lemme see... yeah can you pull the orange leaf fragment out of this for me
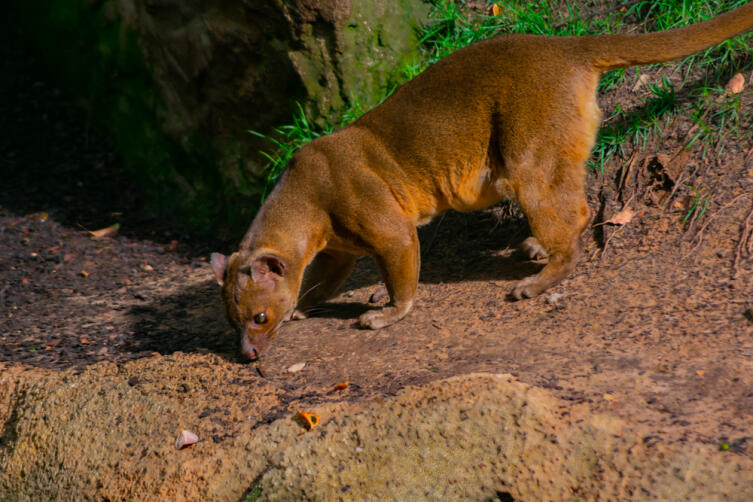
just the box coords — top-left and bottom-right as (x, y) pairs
(296, 411), (320, 430)
(89, 223), (120, 239)
(604, 207), (636, 226)
(491, 3), (501, 16)
(333, 381), (349, 391)
(726, 73), (745, 94)
(79, 270), (89, 278)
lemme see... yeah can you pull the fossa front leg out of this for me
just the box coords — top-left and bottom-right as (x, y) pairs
(358, 227), (420, 329)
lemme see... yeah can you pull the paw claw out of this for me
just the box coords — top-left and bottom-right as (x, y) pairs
(511, 277), (542, 300)
(521, 237), (549, 261)
(358, 310), (387, 329)
(369, 286), (388, 304)
(358, 304), (410, 329)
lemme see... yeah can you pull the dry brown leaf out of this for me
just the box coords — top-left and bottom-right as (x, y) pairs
(175, 429), (199, 450)
(332, 381), (349, 391)
(491, 3), (502, 16)
(79, 270), (89, 278)
(89, 223), (120, 239)
(604, 207), (636, 226)
(632, 74), (650, 93)
(603, 393), (617, 402)
(696, 370), (705, 377)
(726, 73), (745, 94)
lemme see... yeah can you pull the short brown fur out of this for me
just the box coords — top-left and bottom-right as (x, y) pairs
(212, 3), (753, 359)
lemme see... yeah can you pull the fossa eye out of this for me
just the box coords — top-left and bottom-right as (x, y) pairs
(254, 312), (267, 324)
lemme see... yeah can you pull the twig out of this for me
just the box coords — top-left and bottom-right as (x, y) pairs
(600, 225), (627, 261)
(744, 142), (753, 163)
(616, 151), (639, 202)
(733, 199), (753, 277)
(597, 195), (635, 260)
(682, 193), (748, 260)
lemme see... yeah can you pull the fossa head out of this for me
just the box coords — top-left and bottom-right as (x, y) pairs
(211, 250), (296, 360)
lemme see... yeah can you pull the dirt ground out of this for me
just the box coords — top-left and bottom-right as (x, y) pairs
(2, 20), (753, 501)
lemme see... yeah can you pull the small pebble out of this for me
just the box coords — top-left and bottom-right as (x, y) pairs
(175, 430), (199, 450)
(286, 362), (306, 373)
(546, 292), (567, 306)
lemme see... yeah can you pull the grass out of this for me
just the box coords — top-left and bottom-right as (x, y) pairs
(251, 0), (753, 197)
(243, 485), (263, 501)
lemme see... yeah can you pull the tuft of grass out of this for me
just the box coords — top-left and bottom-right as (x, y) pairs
(685, 86), (747, 158)
(243, 485), (263, 502)
(589, 76), (679, 171)
(249, 104), (334, 200)
(682, 185), (709, 222)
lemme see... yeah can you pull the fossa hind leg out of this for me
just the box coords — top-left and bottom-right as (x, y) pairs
(511, 159), (590, 300)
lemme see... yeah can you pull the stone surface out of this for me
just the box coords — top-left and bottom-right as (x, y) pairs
(2, 359), (751, 501)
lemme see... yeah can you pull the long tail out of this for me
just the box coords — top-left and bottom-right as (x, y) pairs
(581, 1), (753, 71)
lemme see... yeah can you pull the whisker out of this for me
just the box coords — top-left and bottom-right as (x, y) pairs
(303, 306), (331, 316)
(298, 280), (324, 302)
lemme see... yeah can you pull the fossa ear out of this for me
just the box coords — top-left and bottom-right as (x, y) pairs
(248, 253), (286, 286)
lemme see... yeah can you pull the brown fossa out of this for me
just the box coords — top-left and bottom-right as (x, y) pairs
(212, 3), (753, 360)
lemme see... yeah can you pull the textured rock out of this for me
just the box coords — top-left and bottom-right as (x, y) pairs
(256, 374), (753, 501)
(2, 360), (752, 501)
(116, 0), (430, 208)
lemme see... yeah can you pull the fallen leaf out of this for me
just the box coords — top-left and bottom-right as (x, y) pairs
(296, 411), (319, 430)
(142, 263), (154, 272)
(726, 73), (745, 94)
(604, 207), (636, 226)
(632, 73), (650, 92)
(80, 270), (89, 278)
(492, 3), (501, 16)
(175, 429), (199, 450)
(696, 369), (705, 377)
(333, 381), (349, 391)
(603, 393), (616, 402)
(286, 362), (306, 373)
(88, 223), (120, 239)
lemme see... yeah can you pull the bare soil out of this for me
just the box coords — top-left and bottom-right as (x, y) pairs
(2, 20), (753, 502)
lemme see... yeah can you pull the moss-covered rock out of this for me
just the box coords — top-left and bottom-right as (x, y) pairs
(7, 0), (429, 234)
